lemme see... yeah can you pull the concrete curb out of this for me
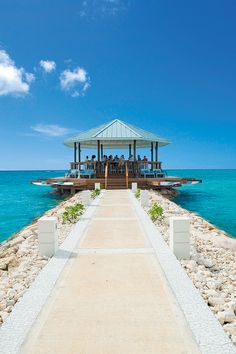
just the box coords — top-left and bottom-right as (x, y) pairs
(129, 190), (236, 354)
(0, 191), (104, 354)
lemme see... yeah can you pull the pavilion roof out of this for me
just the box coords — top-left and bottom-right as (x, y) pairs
(64, 119), (171, 148)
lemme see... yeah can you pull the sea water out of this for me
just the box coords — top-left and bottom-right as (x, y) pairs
(0, 170), (235, 243)
(0, 171), (65, 242)
(169, 169), (236, 238)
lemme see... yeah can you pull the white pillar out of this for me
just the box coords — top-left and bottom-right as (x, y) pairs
(132, 182), (137, 192)
(82, 190), (91, 206)
(95, 182), (101, 190)
(169, 217), (190, 260)
(140, 190), (149, 207)
(38, 217), (58, 257)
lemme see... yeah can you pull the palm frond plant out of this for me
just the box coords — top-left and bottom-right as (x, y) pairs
(62, 202), (85, 223)
(134, 189), (141, 199)
(90, 188), (101, 199)
(148, 202), (163, 222)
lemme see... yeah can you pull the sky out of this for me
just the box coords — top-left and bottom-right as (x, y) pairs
(0, 0), (236, 170)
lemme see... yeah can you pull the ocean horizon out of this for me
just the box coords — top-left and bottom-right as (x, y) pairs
(0, 169), (235, 243)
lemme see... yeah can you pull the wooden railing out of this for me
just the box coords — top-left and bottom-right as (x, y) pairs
(70, 160), (162, 175)
(105, 163), (108, 189)
(125, 161), (129, 188)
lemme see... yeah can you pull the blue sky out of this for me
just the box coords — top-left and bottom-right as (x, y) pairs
(0, 0), (236, 170)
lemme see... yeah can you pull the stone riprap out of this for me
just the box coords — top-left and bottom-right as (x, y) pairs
(0, 192), (83, 325)
(148, 189), (236, 346)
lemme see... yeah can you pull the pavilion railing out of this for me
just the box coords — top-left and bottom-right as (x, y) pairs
(70, 160), (162, 175)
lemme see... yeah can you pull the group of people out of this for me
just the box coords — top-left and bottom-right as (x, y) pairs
(83, 154), (149, 170)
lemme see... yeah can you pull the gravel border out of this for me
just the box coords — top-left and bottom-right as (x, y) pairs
(129, 190), (236, 354)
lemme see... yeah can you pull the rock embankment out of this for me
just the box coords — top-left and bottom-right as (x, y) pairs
(149, 189), (236, 346)
(0, 192), (83, 325)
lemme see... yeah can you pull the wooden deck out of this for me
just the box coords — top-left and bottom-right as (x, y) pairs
(32, 175), (202, 194)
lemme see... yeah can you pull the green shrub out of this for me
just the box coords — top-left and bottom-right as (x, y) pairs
(135, 188), (141, 199)
(62, 202), (85, 223)
(90, 188), (101, 199)
(148, 202), (163, 222)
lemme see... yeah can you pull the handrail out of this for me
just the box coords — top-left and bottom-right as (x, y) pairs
(105, 163), (108, 189)
(125, 161), (129, 188)
(70, 160), (162, 172)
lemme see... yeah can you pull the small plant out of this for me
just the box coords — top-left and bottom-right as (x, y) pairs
(148, 202), (163, 222)
(62, 202), (85, 223)
(90, 188), (101, 199)
(135, 189), (141, 199)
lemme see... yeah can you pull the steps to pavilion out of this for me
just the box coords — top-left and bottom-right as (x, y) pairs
(106, 176), (127, 189)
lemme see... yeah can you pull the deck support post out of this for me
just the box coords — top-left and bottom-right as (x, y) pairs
(169, 217), (190, 260)
(82, 190), (91, 206)
(95, 182), (101, 190)
(133, 140), (136, 176)
(155, 142), (158, 169)
(38, 217), (58, 257)
(151, 142), (153, 170)
(140, 190), (149, 207)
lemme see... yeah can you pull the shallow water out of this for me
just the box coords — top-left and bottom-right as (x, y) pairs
(0, 169), (235, 242)
(169, 169), (236, 238)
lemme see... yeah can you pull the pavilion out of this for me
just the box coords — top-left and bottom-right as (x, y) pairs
(32, 119), (201, 191)
(64, 118), (170, 173)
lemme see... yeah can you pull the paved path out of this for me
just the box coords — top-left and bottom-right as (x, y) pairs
(21, 190), (199, 354)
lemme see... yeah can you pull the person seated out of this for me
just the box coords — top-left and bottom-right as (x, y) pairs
(118, 155), (125, 171)
(84, 155), (90, 169)
(108, 155), (113, 161)
(113, 155), (119, 162)
(137, 154), (141, 161)
(129, 154), (133, 161)
(142, 155), (148, 168)
(87, 155), (96, 169)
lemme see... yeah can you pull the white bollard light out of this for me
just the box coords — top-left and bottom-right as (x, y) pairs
(38, 216), (58, 257)
(132, 182), (137, 193)
(140, 190), (149, 207)
(82, 190), (91, 206)
(95, 182), (101, 190)
(169, 217), (190, 260)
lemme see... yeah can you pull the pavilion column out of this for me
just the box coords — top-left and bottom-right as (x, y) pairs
(97, 140), (101, 173)
(133, 140), (136, 176)
(129, 144), (132, 157)
(73, 142), (77, 169)
(101, 144), (103, 159)
(78, 143), (81, 170)
(155, 142), (159, 169)
(151, 142), (154, 170)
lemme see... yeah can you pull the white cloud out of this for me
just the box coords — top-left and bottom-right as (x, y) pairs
(60, 66), (90, 97)
(0, 49), (35, 96)
(39, 60), (56, 73)
(31, 124), (70, 137)
(79, 0), (128, 17)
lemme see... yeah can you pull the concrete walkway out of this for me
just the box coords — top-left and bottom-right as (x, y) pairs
(21, 190), (200, 354)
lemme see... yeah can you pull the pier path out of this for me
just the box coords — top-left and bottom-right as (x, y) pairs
(21, 190), (200, 354)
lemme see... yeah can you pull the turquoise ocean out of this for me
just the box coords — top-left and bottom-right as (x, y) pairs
(0, 169), (235, 243)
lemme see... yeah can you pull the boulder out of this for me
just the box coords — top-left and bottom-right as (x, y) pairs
(223, 323), (236, 336)
(203, 258), (215, 268)
(217, 310), (236, 324)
